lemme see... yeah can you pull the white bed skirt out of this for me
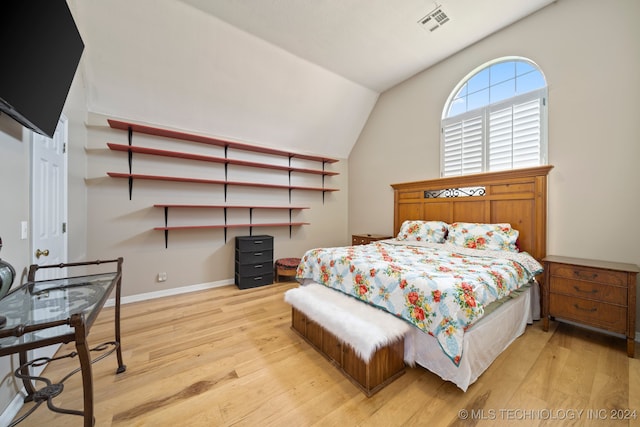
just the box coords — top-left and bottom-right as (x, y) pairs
(297, 279), (539, 392)
(407, 284), (537, 391)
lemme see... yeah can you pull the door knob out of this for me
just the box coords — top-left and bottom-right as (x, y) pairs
(35, 249), (50, 259)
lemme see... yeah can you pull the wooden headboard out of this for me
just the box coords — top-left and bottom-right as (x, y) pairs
(391, 165), (553, 262)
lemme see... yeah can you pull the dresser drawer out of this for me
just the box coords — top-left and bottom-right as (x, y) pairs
(235, 261), (272, 276)
(549, 277), (627, 305)
(236, 249), (273, 265)
(235, 235), (273, 252)
(549, 263), (628, 287)
(549, 294), (626, 333)
(235, 272), (274, 289)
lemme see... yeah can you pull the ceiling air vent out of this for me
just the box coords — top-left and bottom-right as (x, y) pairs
(418, 5), (450, 32)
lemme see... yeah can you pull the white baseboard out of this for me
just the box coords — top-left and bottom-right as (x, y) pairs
(104, 278), (234, 307)
(0, 390), (26, 427)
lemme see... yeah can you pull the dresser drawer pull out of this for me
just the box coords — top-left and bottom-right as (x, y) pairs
(573, 304), (597, 313)
(253, 241), (263, 244)
(573, 286), (598, 294)
(254, 264), (264, 268)
(253, 276), (263, 281)
(574, 271), (598, 280)
(254, 252), (263, 256)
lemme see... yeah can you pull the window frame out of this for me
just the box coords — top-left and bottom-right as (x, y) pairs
(440, 57), (548, 177)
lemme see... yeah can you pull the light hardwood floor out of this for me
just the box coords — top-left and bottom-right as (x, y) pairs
(12, 281), (640, 426)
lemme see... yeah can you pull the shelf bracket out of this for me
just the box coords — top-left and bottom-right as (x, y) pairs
(127, 127), (133, 169)
(322, 161), (327, 205)
(128, 126), (134, 200)
(224, 208), (228, 242)
(288, 165), (293, 204)
(164, 207), (169, 248)
(289, 209), (293, 238)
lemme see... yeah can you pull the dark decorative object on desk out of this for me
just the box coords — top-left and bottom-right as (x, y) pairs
(0, 237), (17, 327)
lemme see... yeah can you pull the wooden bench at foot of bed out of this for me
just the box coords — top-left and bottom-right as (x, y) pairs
(291, 307), (405, 397)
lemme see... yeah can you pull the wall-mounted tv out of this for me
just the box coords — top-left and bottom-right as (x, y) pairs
(0, 1), (84, 138)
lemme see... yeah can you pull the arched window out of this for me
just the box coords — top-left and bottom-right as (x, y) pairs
(441, 57), (547, 177)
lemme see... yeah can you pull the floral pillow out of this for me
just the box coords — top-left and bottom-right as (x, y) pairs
(446, 222), (519, 252)
(396, 220), (448, 243)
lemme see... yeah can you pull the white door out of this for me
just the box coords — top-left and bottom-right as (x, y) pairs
(29, 116), (69, 370)
(31, 116), (68, 278)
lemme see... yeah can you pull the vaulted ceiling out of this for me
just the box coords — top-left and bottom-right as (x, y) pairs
(179, 0), (556, 92)
(76, 0), (556, 158)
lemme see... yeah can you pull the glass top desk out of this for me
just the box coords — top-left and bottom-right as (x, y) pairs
(0, 258), (125, 427)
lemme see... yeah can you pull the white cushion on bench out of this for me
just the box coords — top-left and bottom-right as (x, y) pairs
(284, 284), (411, 362)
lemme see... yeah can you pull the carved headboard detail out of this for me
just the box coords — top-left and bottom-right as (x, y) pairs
(391, 165), (553, 262)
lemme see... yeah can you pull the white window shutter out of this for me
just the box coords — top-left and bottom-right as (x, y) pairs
(442, 115), (483, 177)
(488, 96), (542, 171)
(488, 106), (513, 171)
(512, 98), (541, 168)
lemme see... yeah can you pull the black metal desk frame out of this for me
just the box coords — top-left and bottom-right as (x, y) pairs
(0, 258), (126, 426)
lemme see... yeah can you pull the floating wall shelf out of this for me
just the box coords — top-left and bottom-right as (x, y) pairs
(108, 119), (339, 164)
(153, 204), (310, 247)
(107, 143), (339, 176)
(107, 172), (338, 192)
(105, 118), (338, 247)
(106, 119), (339, 202)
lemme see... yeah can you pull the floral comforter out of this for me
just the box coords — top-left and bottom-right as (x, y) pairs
(296, 240), (543, 365)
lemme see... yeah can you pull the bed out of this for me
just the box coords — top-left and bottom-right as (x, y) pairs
(286, 165), (553, 393)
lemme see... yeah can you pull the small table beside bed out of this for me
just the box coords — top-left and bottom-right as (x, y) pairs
(285, 166), (553, 394)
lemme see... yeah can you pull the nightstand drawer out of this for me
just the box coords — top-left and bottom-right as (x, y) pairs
(549, 263), (627, 287)
(352, 234), (392, 245)
(549, 294), (626, 333)
(549, 277), (627, 305)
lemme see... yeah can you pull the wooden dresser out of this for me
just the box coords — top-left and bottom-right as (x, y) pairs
(542, 255), (639, 357)
(352, 234), (392, 245)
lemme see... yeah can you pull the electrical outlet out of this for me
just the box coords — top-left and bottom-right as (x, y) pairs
(157, 272), (167, 282)
(20, 221), (28, 240)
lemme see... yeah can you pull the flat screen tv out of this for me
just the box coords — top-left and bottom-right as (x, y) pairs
(0, 1), (84, 138)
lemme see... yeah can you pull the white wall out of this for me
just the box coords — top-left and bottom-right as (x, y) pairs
(0, 1), (89, 415)
(84, 112), (348, 298)
(75, 0), (378, 160)
(70, 0), (362, 299)
(349, 0), (640, 324)
(0, 108), (31, 417)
